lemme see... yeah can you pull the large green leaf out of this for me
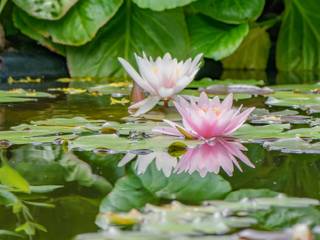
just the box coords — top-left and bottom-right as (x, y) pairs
(67, 3), (189, 77)
(188, 15), (248, 60)
(223, 27), (271, 70)
(276, 0), (320, 71)
(13, 0), (123, 46)
(12, 0), (79, 20)
(191, 0), (265, 24)
(132, 0), (198, 11)
(12, 8), (66, 55)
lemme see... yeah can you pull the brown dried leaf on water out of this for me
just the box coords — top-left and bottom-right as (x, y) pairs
(202, 84), (273, 95)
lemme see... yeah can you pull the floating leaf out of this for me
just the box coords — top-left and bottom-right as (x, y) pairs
(263, 138), (320, 154)
(203, 84), (273, 95)
(0, 89), (54, 103)
(233, 124), (290, 142)
(249, 109), (311, 124)
(266, 91), (320, 113)
(189, 78), (265, 88)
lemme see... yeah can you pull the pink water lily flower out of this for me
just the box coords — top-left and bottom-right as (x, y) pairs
(176, 138), (254, 177)
(118, 53), (202, 116)
(154, 92), (255, 140)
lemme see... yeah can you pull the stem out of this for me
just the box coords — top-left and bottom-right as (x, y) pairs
(163, 99), (169, 108)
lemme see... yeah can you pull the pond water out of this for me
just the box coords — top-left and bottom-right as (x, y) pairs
(0, 76), (319, 240)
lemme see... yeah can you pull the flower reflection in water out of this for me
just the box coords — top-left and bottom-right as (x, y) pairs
(118, 151), (177, 177)
(119, 137), (254, 177)
(176, 138), (254, 177)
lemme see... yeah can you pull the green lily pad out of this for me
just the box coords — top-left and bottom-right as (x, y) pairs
(188, 78), (265, 88)
(233, 124), (290, 142)
(266, 91), (320, 113)
(69, 134), (200, 152)
(0, 89), (54, 103)
(263, 138), (320, 154)
(249, 109), (311, 124)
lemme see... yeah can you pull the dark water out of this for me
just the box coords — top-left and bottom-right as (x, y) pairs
(0, 77), (319, 240)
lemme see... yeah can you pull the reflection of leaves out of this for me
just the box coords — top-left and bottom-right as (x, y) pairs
(0, 164), (30, 193)
(60, 152), (112, 194)
(229, 154), (320, 199)
(100, 162), (231, 212)
(33, 196), (100, 240)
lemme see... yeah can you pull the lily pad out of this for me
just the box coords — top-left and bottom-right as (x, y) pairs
(97, 193), (319, 236)
(266, 91), (320, 114)
(0, 89), (54, 103)
(188, 78), (265, 88)
(263, 138), (320, 154)
(249, 109), (311, 124)
(233, 124), (290, 142)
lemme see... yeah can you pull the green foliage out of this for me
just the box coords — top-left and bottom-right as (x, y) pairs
(190, 0), (265, 24)
(276, 0), (320, 71)
(188, 15), (249, 60)
(12, 0), (79, 20)
(7, 0), (269, 77)
(4, 0), (320, 74)
(67, 2), (189, 77)
(100, 162), (231, 212)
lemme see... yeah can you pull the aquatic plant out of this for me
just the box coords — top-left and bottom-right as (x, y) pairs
(118, 53), (202, 115)
(154, 92), (255, 140)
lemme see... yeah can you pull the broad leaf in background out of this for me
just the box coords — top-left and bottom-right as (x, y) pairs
(276, 0), (320, 71)
(132, 0), (199, 11)
(191, 0), (265, 24)
(12, 0), (79, 20)
(13, 9), (66, 55)
(223, 27), (271, 70)
(67, 3), (189, 77)
(13, 0), (123, 46)
(188, 15), (248, 60)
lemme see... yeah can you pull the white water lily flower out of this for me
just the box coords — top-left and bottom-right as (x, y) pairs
(118, 52), (203, 116)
